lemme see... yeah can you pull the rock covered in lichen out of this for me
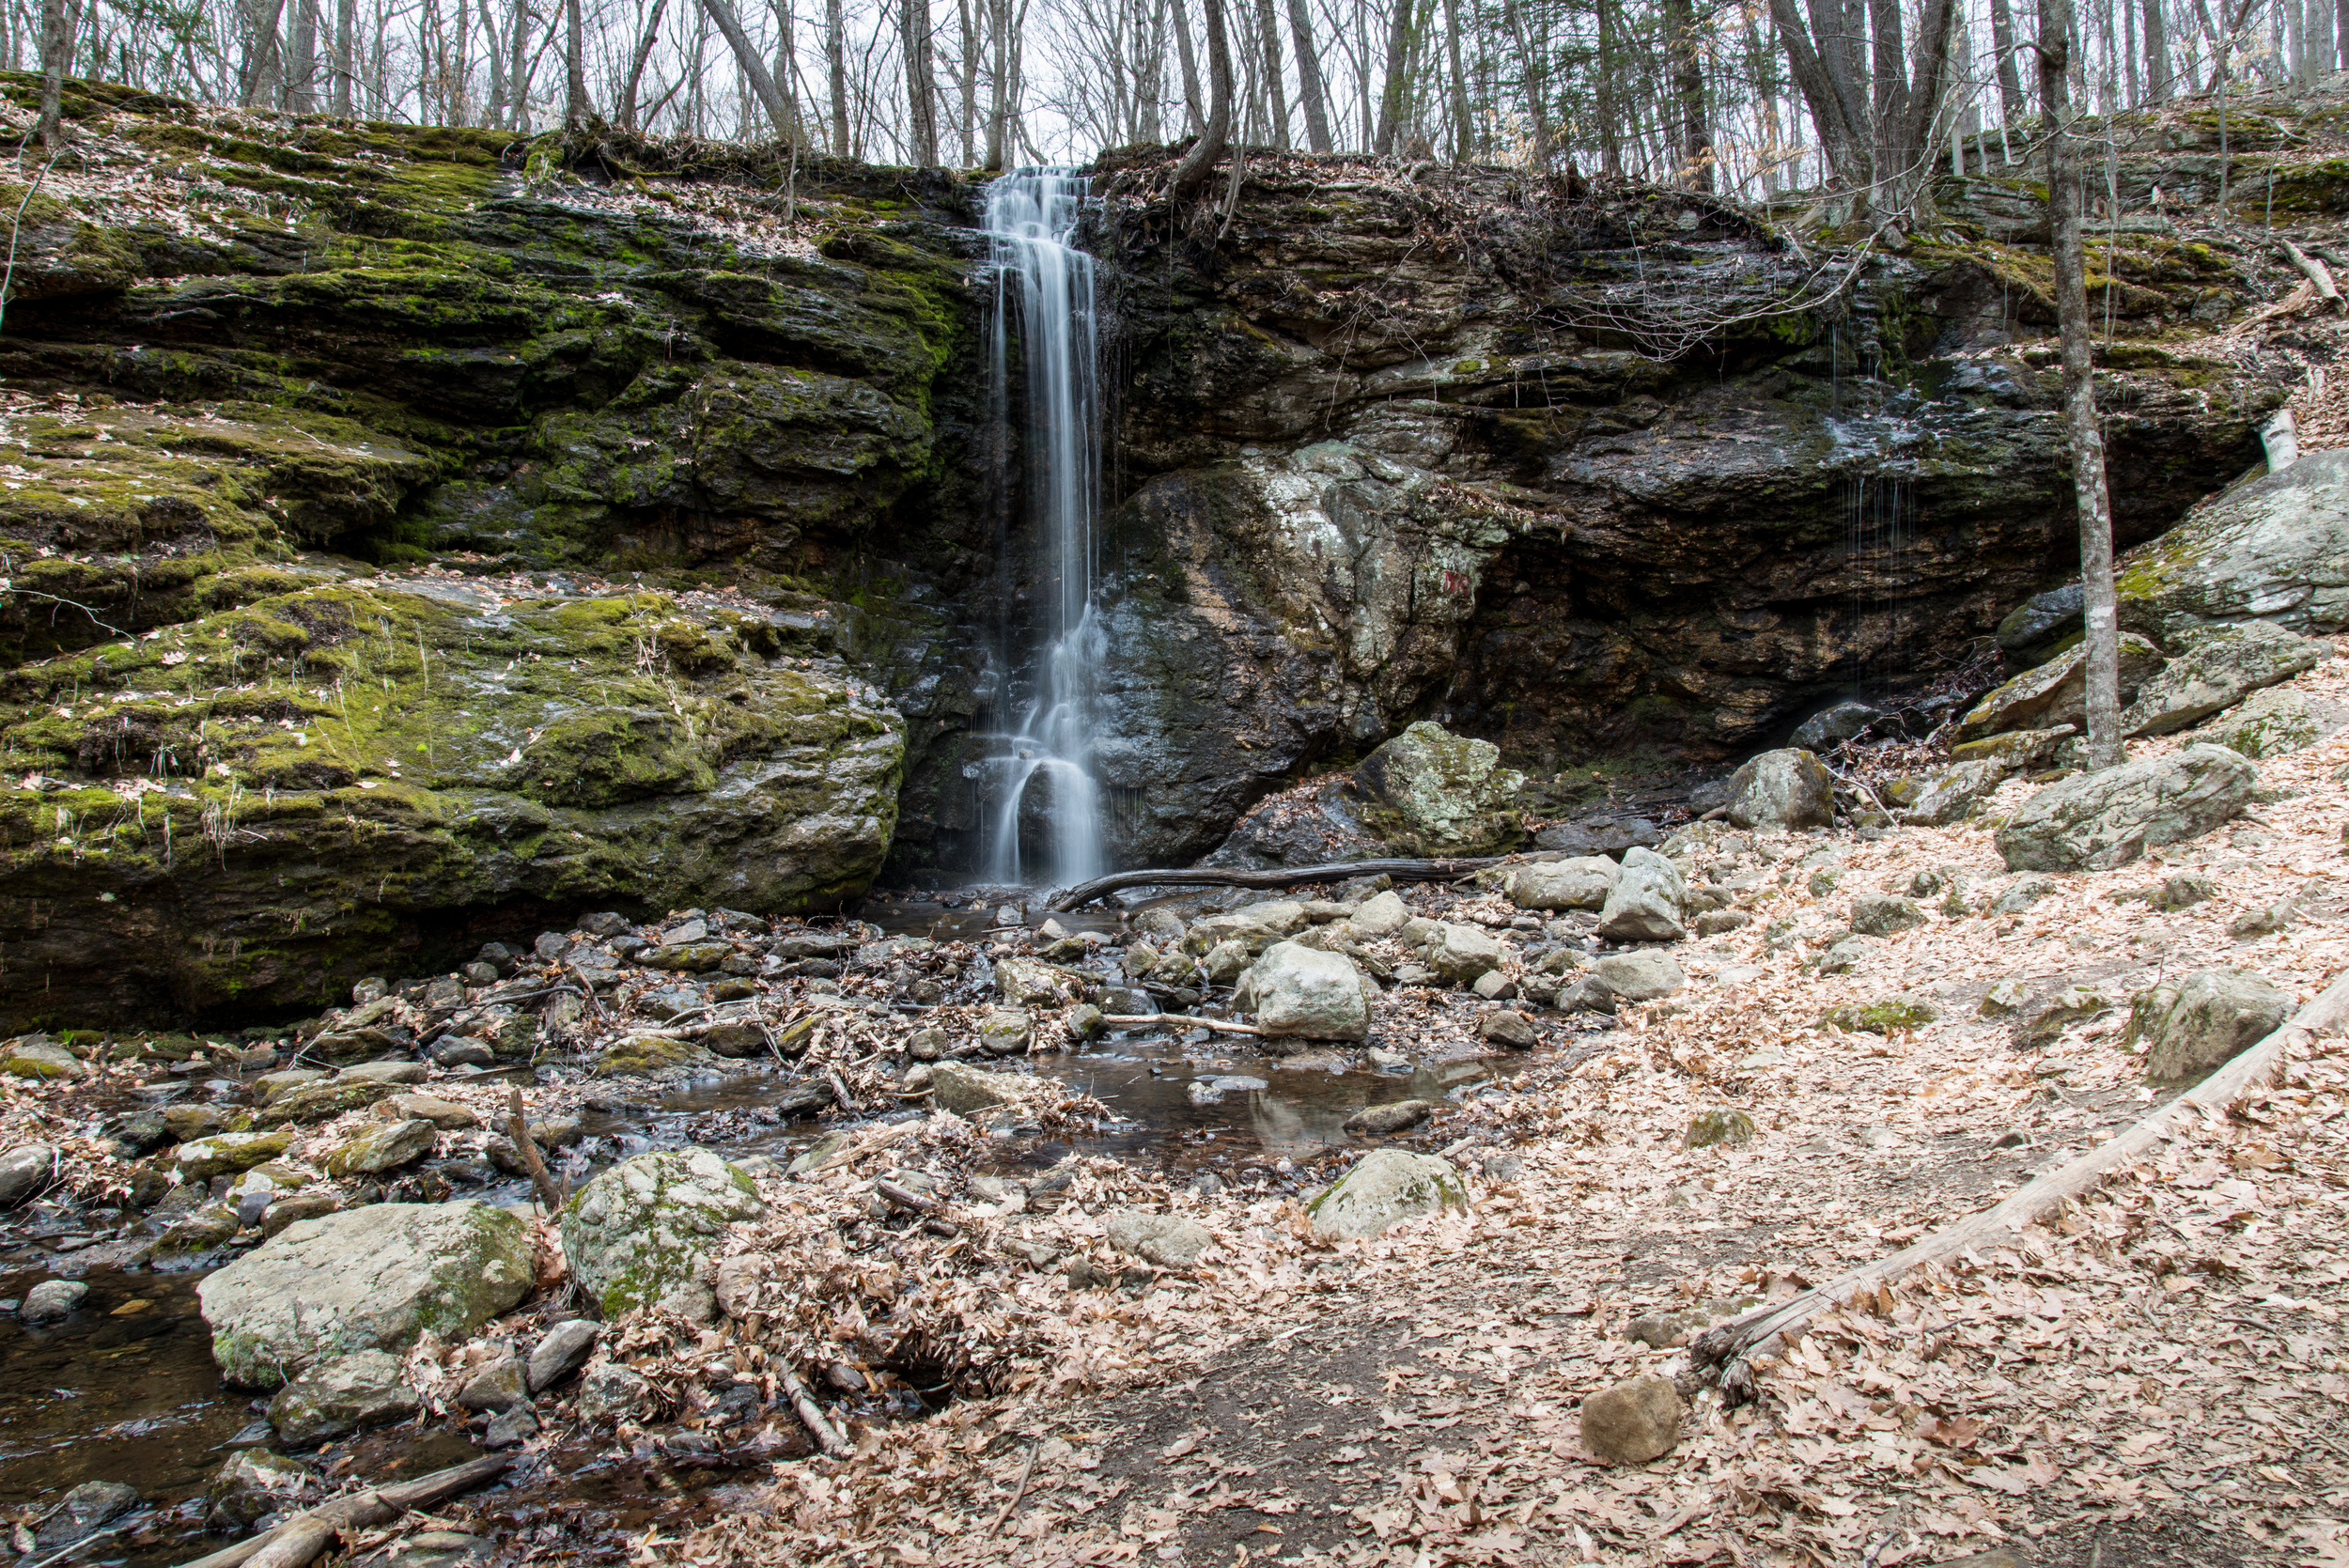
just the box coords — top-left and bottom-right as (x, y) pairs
(560, 1149), (766, 1321)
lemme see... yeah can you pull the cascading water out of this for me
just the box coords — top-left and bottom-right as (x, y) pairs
(980, 169), (1107, 888)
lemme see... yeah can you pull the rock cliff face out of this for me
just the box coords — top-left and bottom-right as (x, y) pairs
(0, 73), (2323, 1023)
(1062, 147), (2296, 863)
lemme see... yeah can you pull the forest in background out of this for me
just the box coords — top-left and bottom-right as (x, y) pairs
(2, 0), (2342, 196)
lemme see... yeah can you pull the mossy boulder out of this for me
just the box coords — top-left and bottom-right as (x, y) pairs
(195, 1201), (533, 1389)
(2116, 448), (2349, 644)
(1348, 721), (1523, 856)
(0, 580), (903, 1028)
(1304, 1148), (1468, 1241)
(560, 1149), (766, 1321)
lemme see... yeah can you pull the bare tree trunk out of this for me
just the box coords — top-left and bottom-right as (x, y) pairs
(617, 0), (665, 127)
(1170, 0), (1230, 196)
(288, 0), (317, 107)
(1595, 0), (1621, 173)
(825, 0), (848, 149)
(2039, 0), (2121, 770)
(1990, 0), (2030, 120)
(983, 0), (1008, 163)
(1501, 0), (1547, 166)
(698, 0), (794, 135)
(1663, 0), (1710, 188)
(563, 0), (584, 123)
(240, 0), (288, 103)
(1285, 0), (1330, 148)
(1251, 0), (1288, 146)
(332, 0), (353, 111)
(1173, 0), (1204, 132)
(1439, 0), (1469, 161)
(2142, 0), (2171, 97)
(901, 0), (938, 163)
(956, 0), (977, 160)
(1372, 0), (1413, 154)
(35, 0), (63, 146)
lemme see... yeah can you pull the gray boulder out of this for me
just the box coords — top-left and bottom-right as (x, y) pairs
(1789, 700), (1884, 752)
(1506, 856), (1619, 911)
(2203, 686), (2322, 757)
(197, 1202), (534, 1389)
(1899, 759), (2009, 826)
(1595, 846), (1688, 942)
(1234, 941), (1373, 1040)
(527, 1319), (600, 1392)
(561, 1149), (766, 1321)
(23, 1279), (88, 1323)
(1591, 951), (1687, 1002)
(926, 1061), (1037, 1116)
(1349, 890), (1411, 935)
(1104, 1211), (1213, 1269)
(1849, 895), (1925, 938)
(1425, 922), (1507, 983)
(267, 1349), (419, 1445)
(2128, 969), (2293, 1083)
(1349, 721), (1525, 855)
(1723, 748), (1834, 831)
(2122, 621), (2330, 736)
(29, 1481), (141, 1552)
(1304, 1149), (1467, 1241)
(1996, 582), (2085, 660)
(1996, 743), (2256, 871)
(0, 1142), (54, 1206)
(320, 1119), (436, 1179)
(1958, 633), (2167, 740)
(205, 1450), (316, 1531)
(2116, 445), (2349, 644)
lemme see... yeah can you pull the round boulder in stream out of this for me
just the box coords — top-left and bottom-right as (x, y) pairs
(561, 1149), (766, 1321)
(196, 1201), (534, 1389)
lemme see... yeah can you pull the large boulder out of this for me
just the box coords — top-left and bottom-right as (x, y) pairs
(561, 1149), (767, 1321)
(2128, 969), (2293, 1083)
(0, 582), (907, 1031)
(2204, 687), (2321, 757)
(1348, 722), (1524, 855)
(266, 1349), (420, 1445)
(2116, 445), (2349, 644)
(1591, 951), (1687, 1002)
(1723, 749), (1834, 831)
(196, 1202), (533, 1389)
(1303, 1149), (1468, 1241)
(1595, 846), (1688, 942)
(1507, 856), (1618, 911)
(2121, 621), (2330, 736)
(1996, 582), (2085, 661)
(1425, 922), (1509, 983)
(1995, 743), (2256, 871)
(1898, 759), (2009, 826)
(1234, 942), (1373, 1040)
(1957, 633), (2166, 740)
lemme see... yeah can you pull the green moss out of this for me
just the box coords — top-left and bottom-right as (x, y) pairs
(1819, 997), (1938, 1034)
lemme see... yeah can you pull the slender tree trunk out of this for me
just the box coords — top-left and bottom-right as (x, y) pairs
(240, 0), (287, 103)
(1170, 0), (1230, 196)
(35, 0), (63, 145)
(288, 0), (316, 108)
(2143, 0), (2170, 97)
(506, 0), (530, 126)
(1663, 0), (1710, 188)
(698, 0), (794, 135)
(826, 0), (848, 150)
(618, 0), (664, 127)
(1372, 0), (1413, 153)
(332, 0), (353, 112)
(1990, 0), (2029, 121)
(1251, 0), (1288, 146)
(1593, 0), (1620, 173)
(2039, 0), (2121, 770)
(563, 0), (584, 123)
(901, 0), (938, 163)
(982, 0), (1008, 163)
(1501, 0), (1547, 167)
(1439, 0), (1469, 161)
(1285, 0), (1330, 149)
(956, 0), (977, 160)
(1173, 0), (1204, 132)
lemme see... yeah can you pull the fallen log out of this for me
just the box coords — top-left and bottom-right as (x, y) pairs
(1099, 1014), (1264, 1036)
(1045, 856), (1509, 911)
(1693, 970), (2349, 1403)
(174, 1455), (509, 1568)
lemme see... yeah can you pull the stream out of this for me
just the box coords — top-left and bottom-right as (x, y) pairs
(0, 893), (1544, 1566)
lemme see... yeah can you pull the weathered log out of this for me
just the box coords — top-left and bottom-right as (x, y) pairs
(779, 1361), (848, 1456)
(1045, 856), (1507, 911)
(505, 1087), (568, 1214)
(1694, 970), (2349, 1399)
(174, 1455), (509, 1568)
(1099, 1014), (1263, 1036)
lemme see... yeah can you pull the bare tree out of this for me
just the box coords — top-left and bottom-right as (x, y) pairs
(1662, 0), (1710, 188)
(2038, 0), (2121, 769)
(699, 0), (796, 136)
(35, 0), (64, 145)
(902, 0), (938, 163)
(984, 0), (1010, 164)
(1770, 0), (1960, 213)
(1285, 0), (1331, 149)
(564, 0), (585, 123)
(1169, 0), (1229, 196)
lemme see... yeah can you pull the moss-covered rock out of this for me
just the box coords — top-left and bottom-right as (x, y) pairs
(0, 579), (902, 1028)
(560, 1148), (766, 1320)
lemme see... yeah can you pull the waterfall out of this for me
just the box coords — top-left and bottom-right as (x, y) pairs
(982, 168), (1107, 889)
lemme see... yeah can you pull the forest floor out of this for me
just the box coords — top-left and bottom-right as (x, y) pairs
(679, 646), (2349, 1568)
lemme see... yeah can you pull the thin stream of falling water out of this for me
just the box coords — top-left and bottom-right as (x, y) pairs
(983, 169), (1106, 889)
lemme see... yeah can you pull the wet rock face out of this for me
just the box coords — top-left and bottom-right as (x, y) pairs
(1089, 159), (2279, 800)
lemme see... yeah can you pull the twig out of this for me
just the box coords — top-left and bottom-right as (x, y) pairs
(504, 1087), (567, 1214)
(171, 1456), (508, 1568)
(987, 1439), (1044, 1534)
(778, 1361), (848, 1457)
(1100, 1014), (1264, 1036)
